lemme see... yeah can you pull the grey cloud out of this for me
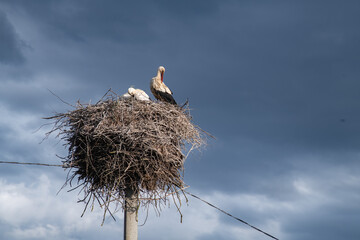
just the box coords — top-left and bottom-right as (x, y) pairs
(0, 1), (359, 240)
(0, 10), (24, 65)
(163, 0), (360, 153)
(2, 0), (221, 44)
(284, 205), (360, 240)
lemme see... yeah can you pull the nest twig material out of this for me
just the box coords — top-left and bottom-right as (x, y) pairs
(46, 92), (205, 222)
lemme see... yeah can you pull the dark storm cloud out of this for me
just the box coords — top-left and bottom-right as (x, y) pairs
(156, 0), (218, 18)
(2, 0), (220, 43)
(282, 175), (360, 240)
(0, 0), (224, 106)
(2, 0), (356, 195)
(1, 0), (358, 185)
(0, 1), (360, 239)
(171, 0), (360, 153)
(175, 0), (360, 201)
(0, 10), (24, 65)
(285, 206), (360, 240)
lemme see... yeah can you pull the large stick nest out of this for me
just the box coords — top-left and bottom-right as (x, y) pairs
(47, 92), (205, 221)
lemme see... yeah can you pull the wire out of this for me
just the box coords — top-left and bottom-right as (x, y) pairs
(184, 191), (279, 240)
(0, 160), (279, 239)
(0, 160), (66, 168)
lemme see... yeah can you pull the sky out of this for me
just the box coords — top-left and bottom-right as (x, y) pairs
(0, 0), (360, 239)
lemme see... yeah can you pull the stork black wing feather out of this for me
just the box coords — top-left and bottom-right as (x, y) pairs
(156, 90), (177, 105)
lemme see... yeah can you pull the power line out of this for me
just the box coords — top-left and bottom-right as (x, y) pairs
(0, 160), (279, 239)
(0, 160), (66, 168)
(184, 191), (279, 240)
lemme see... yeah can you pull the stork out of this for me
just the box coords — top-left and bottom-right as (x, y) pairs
(122, 87), (150, 101)
(150, 66), (177, 105)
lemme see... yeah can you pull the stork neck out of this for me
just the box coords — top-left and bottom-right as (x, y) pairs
(156, 71), (163, 83)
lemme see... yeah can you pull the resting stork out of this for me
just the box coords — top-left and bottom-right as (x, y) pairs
(122, 87), (150, 101)
(150, 66), (177, 105)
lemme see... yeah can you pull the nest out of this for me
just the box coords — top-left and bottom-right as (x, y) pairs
(46, 91), (205, 222)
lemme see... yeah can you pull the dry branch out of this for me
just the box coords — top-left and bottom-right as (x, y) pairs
(46, 92), (206, 223)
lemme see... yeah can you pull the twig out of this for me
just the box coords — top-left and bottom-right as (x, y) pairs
(47, 88), (76, 108)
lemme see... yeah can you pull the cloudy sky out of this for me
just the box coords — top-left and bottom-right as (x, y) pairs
(1, 0), (360, 239)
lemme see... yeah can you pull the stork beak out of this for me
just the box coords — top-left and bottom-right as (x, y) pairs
(161, 72), (164, 82)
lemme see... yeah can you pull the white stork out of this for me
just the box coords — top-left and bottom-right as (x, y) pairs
(122, 87), (150, 101)
(150, 66), (177, 105)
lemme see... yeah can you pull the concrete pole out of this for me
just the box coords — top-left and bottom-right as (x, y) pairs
(124, 188), (138, 240)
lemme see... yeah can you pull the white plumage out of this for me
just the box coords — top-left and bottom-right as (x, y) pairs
(121, 92), (132, 100)
(126, 87), (150, 101)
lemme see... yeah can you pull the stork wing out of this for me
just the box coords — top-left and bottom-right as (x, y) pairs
(121, 92), (132, 99)
(156, 90), (177, 105)
(140, 91), (150, 100)
(137, 91), (150, 101)
(163, 84), (173, 95)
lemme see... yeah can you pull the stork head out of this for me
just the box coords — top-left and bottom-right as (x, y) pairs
(128, 87), (135, 95)
(158, 66), (165, 82)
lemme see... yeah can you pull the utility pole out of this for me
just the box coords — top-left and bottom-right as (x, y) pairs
(124, 188), (138, 240)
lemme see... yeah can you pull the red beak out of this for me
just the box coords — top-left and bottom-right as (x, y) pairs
(161, 72), (164, 82)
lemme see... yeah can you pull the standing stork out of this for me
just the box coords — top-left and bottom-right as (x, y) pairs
(150, 66), (177, 105)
